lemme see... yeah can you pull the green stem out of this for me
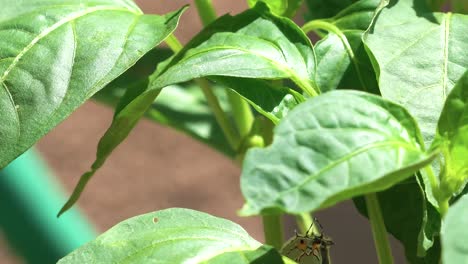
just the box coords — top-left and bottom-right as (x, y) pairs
(295, 213), (313, 234)
(165, 34), (184, 53)
(193, 0), (255, 140)
(197, 79), (240, 150)
(226, 90), (254, 138)
(423, 165), (439, 198)
(292, 76), (319, 97)
(365, 193), (394, 264)
(194, 0), (217, 25)
(302, 20), (368, 92)
(262, 214), (284, 250)
(165, 34), (240, 151)
(439, 198), (449, 217)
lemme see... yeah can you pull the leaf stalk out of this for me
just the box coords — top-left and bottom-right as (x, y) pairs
(262, 214), (284, 250)
(365, 193), (394, 264)
(165, 34), (240, 151)
(194, 0), (217, 25)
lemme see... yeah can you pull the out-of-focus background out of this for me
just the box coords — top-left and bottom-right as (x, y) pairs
(0, 1), (406, 263)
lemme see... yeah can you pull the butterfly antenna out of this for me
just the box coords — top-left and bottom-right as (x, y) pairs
(305, 221), (314, 236)
(314, 217), (324, 233)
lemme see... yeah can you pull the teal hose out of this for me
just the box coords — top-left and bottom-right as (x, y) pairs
(0, 149), (96, 264)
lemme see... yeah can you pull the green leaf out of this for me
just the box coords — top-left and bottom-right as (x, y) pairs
(247, 0), (304, 17)
(151, 3), (318, 97)
(304, 0), (358, 21)
(240, 90), (436, 215)
(58, 208), (281, 263)
(362, 0), (468, 146)
(307, 0), (380, 93)
(435, 71), (468, 200)
(354, 176), (441, 263)
(0, 0), (187, 169)
(58, 3), (313, 215)
(442, 194), (468, 263)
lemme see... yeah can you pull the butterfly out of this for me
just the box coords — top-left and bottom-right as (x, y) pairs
(281, 218), (334, 264)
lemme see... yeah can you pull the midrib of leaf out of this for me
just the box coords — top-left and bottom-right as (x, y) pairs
(442, 12), (451, 99)
(271, 140), (419, 202)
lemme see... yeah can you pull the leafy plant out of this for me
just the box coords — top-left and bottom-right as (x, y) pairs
(0, 0), (467, 263)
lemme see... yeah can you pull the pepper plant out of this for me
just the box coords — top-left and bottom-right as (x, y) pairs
(0, 0), (467, 263)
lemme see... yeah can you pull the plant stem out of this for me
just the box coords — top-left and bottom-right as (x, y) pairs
(194, 0), (217, 25)
(365, 193), (394, 264)
(439, 198), (450, 217)
(302, 19), (368, 92)
(164, 34), (240, 150)
(165, 34), (184, 52)
(262, 214), (284, 250)
(197, 79), (240, 149)
(295, 213), (314, 234)
(194, 0), (255, 140)
(226, 90), (254, 138)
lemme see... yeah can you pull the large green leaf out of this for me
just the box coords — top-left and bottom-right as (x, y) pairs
(362, 0), (468, 146)
(58, 208), (288, 263)
(151, 3), (318, 96)
(0, 0), (186, 169)
(58, 3), (312, 215)
(308, 0), (379, 93)
(434, 71), (468, 200)
(441, 194), (468, 263)
(240, 90), (436, 215)
(247, 0), (304, 17)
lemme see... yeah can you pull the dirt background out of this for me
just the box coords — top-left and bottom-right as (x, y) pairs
(0, 1), (406, 263)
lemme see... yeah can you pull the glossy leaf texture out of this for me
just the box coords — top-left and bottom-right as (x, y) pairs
(362, 0), (468, 146)
(0, 0), (186, 169)
(354, 176), (441, 263)
(58, 208), (287, 263)
(304, 0), (357, 20)
(58, 3), (312, 215)
(307, 0), (379, 93)
(240, 90), (436, 215)
(435, 71), (468, 200)
(150, 3), (318, 97)
(247, 0), (304, 17)
(442, 194), (468, 263)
